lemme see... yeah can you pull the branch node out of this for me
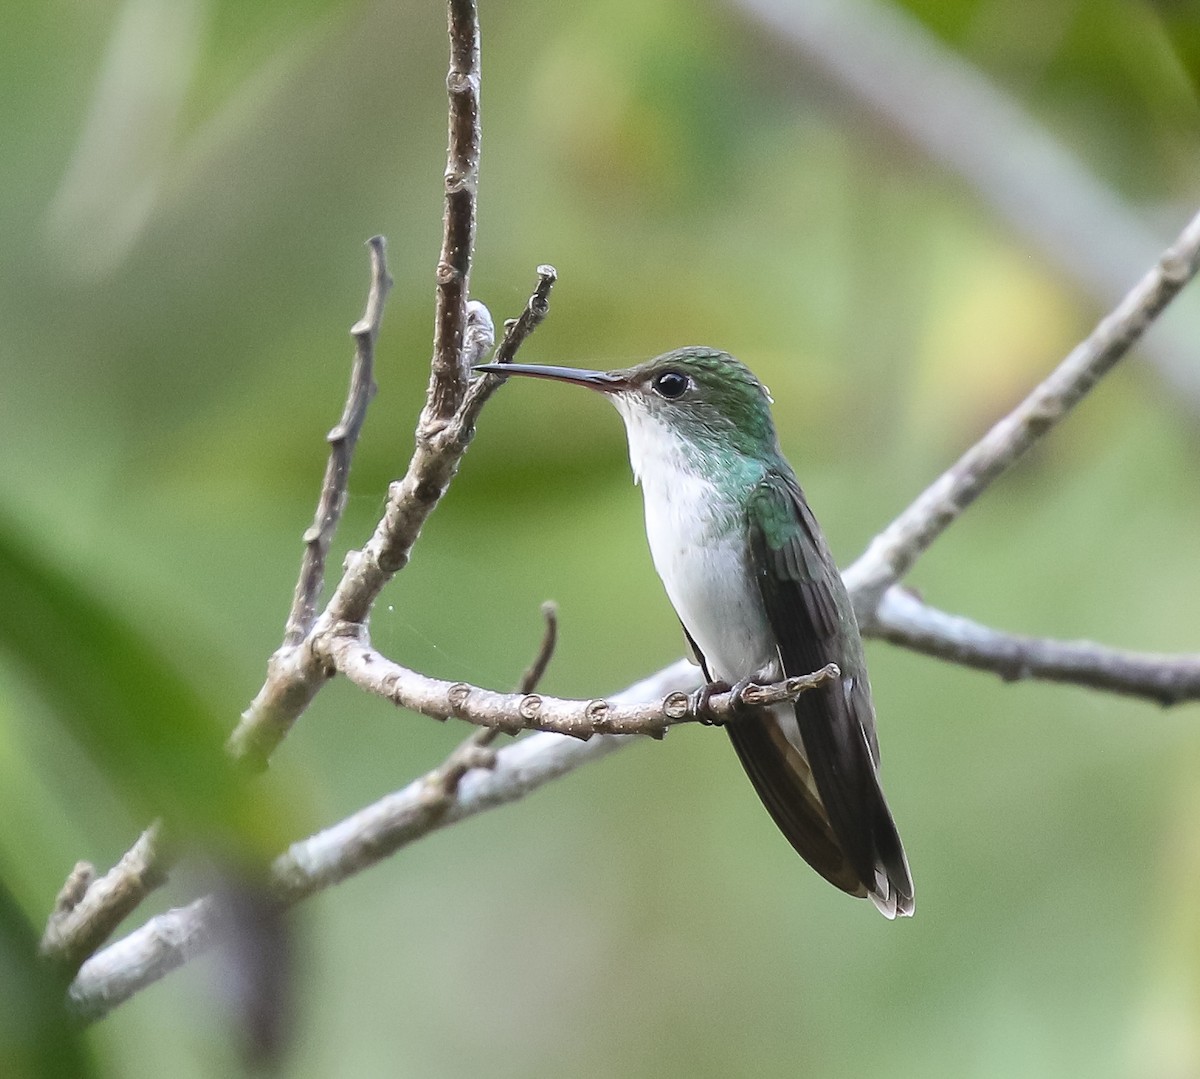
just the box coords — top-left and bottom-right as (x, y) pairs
(584, 699), (613, 735)
(661, 691), (690, 720)
(52, 862), (96, 917)
(446, 70), (478, 96)
(447, 682), (472, 714)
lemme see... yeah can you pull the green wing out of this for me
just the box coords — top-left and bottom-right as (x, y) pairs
(743, 470), (913, 915)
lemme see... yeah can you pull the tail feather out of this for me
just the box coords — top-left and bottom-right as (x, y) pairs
(727, 710), (914, 917)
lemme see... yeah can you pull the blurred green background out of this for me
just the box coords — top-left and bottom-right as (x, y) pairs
(2, 0), (1199, 1075)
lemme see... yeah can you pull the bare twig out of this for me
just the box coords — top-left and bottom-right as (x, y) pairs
(445, 263), (557, 442)
(68, 661), (702, 1021)
(435, 602), (560, 793)
(228, 240), (398, 768)
(844, 207), (1200, 618)
(516, 600), (559, 697)
(230, 2), (498, 769)
(284, 236), (391, 647)
(731, 0), (1200, 410)
(229, 270), (553, 768)
(320, 625), (837, 738)
(427, 0), (483, 423)
(40, 824), (166, 976)
(81, 206), (1200, 1020)
(871, 590), (1200, 706)
(448, 600), (559, 782)
(66, 0), (1200, 1030)
(70, 896), (220, 1022)
(320, 264), (555, 627)
(228, 5), (543, 771)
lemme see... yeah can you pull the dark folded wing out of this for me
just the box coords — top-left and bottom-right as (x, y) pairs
(726, 710), (868, 896)
(747, 471), (912, 914)
(681, 621), (865, 895)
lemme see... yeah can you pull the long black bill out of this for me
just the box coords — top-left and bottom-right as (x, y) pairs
(474, 362), (628, 393)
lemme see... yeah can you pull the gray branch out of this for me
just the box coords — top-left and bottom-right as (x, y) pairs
(844, 207), (1200, 616)
(62, 1), (1200, 1026)
(40, 824), (166, 976)
(427, 0), (483, 423)
(284, 236), (391, 648)
(227, 238), (397, 768)
(65, 207), (1200, 1017)
(68, 663), (701, 1021)
(321, 626), (840, 737)
(872, 589), (1200, 706)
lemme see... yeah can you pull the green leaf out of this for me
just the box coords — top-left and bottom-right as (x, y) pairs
(0, 511), (288, 860)
(0, 882), (96, 1079)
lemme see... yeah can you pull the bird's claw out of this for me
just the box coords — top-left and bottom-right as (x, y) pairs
(690, 678), (757, 725)
(689, 680), (730, 725)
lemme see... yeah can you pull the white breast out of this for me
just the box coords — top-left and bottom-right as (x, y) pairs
(614, 401), (780, 685)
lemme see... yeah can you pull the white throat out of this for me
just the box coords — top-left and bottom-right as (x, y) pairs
(611, 397), (777, 684)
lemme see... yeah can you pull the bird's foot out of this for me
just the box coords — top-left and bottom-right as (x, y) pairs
(689, 678), (756, 725)
(689, 680), (730, 725)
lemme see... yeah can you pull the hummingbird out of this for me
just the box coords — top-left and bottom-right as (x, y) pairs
(476, 347), (914, 917)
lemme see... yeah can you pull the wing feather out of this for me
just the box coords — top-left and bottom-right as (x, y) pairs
(680, 622), (865, 896)
(747, 471), (913, 916)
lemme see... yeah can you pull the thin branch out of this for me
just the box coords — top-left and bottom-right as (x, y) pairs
(69, 1), (1200, 1029)
(844, 206), (1200, 618)
(230, 2), (500, 770)
(731, 0), (1200, 410)
(321, 265), (552, 629)
(40, 824), (166, 976)
(436, 601), (560, 792)
(66, 196), (1200, 1012)
(227, 646), (327, 769)
(284, 236), (391, 647)
(320, 625), (837, 738)
(516, 600), (559, 697)
(444, 263), (557, 443)
(229, 265), (554, 768)
(455, 599), (561, 778)
(227, 240), (398, 768)
(871, 589), (1200, 706)
(70, 896), (220, 1022)
(87, 650), (823, 1018)
(426, 0), (483, 423)
(68, 662), (702, 1021)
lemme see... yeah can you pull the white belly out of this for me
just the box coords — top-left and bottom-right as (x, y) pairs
(612, 398), (782, 684)
(614, 403), (808, 763)
(640, 469), (780, 686)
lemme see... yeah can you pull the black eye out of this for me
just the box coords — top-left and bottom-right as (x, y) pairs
(652, 371), (689, 399)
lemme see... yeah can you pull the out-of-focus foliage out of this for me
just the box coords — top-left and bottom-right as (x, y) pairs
(0, 516), (289, 855)
(0, 883), (95, 1078)
(1, 0), (1198, 1076)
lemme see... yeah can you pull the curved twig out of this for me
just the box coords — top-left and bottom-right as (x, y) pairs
(871, 589), (1200, 706)
(845, 206), (1200, 617)
(284, 237), (391, 647)
(40, 825), (166, 976)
